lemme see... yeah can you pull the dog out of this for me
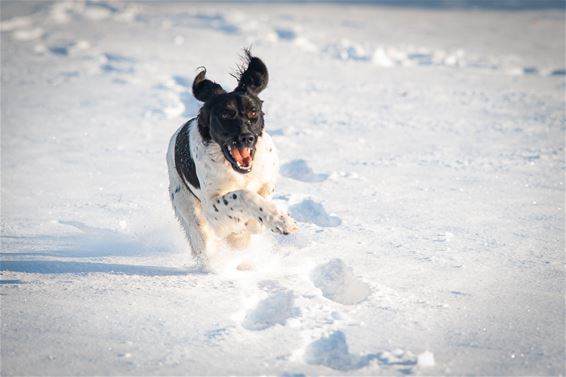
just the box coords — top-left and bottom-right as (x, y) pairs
(166, 50), (299, 264)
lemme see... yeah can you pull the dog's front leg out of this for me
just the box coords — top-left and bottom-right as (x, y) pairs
(258, 183), (275, 198)
(205, 190), (299, 235)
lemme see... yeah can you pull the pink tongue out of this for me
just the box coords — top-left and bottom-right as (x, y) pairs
(231, 148), (253, 167)
(240, 148), (252, 167)
(240, 148), (250, 158)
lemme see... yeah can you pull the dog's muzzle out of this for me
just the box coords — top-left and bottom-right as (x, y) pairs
(222, 138), (257, 174)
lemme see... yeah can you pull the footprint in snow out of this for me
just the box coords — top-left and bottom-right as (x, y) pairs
(46, 40), (91, 56)
(550, 68), (566, 76)
(178, 91), (200, 118)
(304, 330), (373, 371)
(147, 75), (200, 120)
(171, 74), (200, 117)
(280, 159), (328, 183)
(206, 327), (230, 344)
(187, 13), (239, 34)
(289, 198), (341, 227)
(274, 27), (297, 41)
(304, 330), (419, 372)
(241, 289), (300, 331)
(311, 258), (370, 305)
(172, 74), (192, 88)
(100, 52), (136, 74)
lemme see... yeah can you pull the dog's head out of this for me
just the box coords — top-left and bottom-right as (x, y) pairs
(193, 50), (268, 174)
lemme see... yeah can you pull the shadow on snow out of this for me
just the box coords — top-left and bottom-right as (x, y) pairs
(0, 260), (198, 276)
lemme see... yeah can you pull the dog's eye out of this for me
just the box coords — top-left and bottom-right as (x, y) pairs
(222, 110), (236, 119)
(247, 111), (258, 119)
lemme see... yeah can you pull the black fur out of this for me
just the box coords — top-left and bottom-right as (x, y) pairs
(175, 119), (200, 191)
(233, 49), (269, 95)
(192, 68), (225, 102)
(192, 49), (269, 174)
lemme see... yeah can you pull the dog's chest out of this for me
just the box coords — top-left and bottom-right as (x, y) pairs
(190, 124), (278, 200)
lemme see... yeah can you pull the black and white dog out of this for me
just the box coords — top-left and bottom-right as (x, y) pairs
(167, 50), (299, 263)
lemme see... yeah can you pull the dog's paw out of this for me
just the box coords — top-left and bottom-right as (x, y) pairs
(270, 213), (299, 235)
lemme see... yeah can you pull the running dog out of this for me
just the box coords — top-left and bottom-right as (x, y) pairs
(166, 50), (299, 263)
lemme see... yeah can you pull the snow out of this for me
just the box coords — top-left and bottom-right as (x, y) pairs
(1, 1), (564, 376)
(417, 350), (436, 367)
(310, 258), (370, 305)
(280, 159), (329, 183)
(290, 198), (343, 227)
(241, 288), (299, 331)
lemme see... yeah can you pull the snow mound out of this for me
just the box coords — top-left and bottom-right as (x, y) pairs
(303, 331), (366, 371)
(289, 199), (341, 227)
(418, 350), (436, 367)
(304, 331), (419, 372)
(376, 349), (418, 367)
(311, 259), (370, 305)
(242, 290), (299, 331)
(280, 159), (328, 183)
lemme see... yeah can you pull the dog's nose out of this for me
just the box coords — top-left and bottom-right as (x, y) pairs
(238, 133), (255, 145)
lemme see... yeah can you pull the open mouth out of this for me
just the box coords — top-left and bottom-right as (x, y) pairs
(222, 143), (255, 174)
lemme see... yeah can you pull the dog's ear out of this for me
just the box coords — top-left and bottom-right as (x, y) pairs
(234, 49), (269, 95)
(192, 68), (225, 102)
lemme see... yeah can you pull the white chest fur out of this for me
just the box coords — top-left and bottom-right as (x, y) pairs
(187, 120), (279, 202)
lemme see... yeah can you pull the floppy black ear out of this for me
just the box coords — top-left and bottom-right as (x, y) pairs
(192, 68), (225, 102)
(234, 49), (269, 95)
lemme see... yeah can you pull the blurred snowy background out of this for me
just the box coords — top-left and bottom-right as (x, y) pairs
(1, 0), (564, 376)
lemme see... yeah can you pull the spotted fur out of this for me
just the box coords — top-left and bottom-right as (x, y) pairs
(167, 91), (298, 263)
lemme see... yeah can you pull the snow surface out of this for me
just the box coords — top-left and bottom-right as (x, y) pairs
(1, 1), (564, 376)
